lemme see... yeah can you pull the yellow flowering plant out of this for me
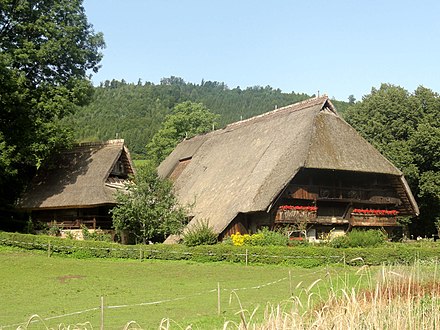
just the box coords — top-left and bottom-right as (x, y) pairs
(229, 228), (289, 246)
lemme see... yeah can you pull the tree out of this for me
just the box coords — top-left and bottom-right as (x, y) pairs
(0, 0), (105, 205)
(345, 84), (440, 236)
(111, 163), (187, 243)
(348, 94), (356, 104)
(146, 101), (220, 164)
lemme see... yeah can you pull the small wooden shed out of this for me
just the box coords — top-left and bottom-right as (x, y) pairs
(17, 139), (135, 229)
(159, 96), (419, 242)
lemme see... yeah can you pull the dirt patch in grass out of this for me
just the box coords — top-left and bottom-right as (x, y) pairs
(56, 275), (86, 284)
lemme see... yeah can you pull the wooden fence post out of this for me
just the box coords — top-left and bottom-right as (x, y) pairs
(289, 270), (292, 297)
(217, 282), (221, 316)
(100, 296), (104, 330)
(47, 241), (51, 258)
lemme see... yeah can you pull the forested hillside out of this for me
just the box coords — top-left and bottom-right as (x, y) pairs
(63, 77), (350, 157)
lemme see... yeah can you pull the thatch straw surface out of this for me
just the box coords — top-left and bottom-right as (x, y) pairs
(18, 140), (132, 210)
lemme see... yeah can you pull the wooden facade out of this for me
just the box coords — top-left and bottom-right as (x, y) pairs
(269, 168), (404, 239)
(225, 168), (408, 240)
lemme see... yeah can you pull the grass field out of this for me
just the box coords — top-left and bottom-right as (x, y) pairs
(0, 246), (369, 329)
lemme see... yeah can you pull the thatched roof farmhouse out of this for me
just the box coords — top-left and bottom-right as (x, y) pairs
(18, 139), (134, 229)
(159, 96), (419, 242)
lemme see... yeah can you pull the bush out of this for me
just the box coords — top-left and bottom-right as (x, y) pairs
(182, 220), (218, 246)
(230, 228), (289, 247)
(330, 229), (387, 248)
(256, 227), (289, 246)
(81, 225), (112, 242)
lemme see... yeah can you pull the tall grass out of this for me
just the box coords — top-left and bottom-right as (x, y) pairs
(230, 262), (440, 329)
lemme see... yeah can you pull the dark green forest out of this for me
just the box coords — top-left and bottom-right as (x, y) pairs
(63, 76), (350, 157)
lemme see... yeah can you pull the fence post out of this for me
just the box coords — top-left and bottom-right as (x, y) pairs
(289, 270), (292, 297)
(100, 296), (104, 330)
(139, 248), (143, 262)
(245, 249), (248, 266)
(217, 282), (221, 316)
(47, 241), (51, 258)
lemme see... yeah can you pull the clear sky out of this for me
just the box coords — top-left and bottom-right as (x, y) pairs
(83, 0), (440, 102)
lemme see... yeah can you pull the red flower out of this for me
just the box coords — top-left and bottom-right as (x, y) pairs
(351, 208), (399, 216)
(279, 205), (317, 212)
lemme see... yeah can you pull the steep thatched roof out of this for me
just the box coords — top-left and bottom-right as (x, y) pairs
(18, 139), (134, 210)
(158, 96), (419, 236)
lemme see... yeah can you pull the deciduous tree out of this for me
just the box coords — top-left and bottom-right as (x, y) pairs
(345, 84), (440, 236)
(146, 101), (219, 164)
(0, 0), (104, 205)
(111, 163), (187, 243)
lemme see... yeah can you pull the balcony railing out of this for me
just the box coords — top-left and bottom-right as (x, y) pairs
(349, 215), (398, 227)
(275, 207), (317, 224)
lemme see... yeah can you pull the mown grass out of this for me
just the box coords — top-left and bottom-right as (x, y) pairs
(0, 246), (368, 329)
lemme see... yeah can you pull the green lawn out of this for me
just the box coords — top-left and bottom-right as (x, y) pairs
(0, 246), (370, 329)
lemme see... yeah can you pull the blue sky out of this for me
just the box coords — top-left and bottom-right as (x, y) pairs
(83, 0), (440, 102)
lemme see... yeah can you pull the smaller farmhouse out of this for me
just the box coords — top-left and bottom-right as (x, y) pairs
(159, 96), (419, 242)
(17, 139), (134, 229)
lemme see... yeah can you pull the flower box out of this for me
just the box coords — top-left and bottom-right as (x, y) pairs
(350, 209), (399, 226)
(275, 205), (317, 223)
(351, 209), (399, 216)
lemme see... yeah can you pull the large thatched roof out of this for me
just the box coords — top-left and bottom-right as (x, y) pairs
(158, 96), (419, 236)
(18, 139), (134, 210)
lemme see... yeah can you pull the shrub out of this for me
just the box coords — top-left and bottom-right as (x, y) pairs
(3, 231), (440, 266)
(330, 229), (387, 248)
(254, 227), (289, 246)
(182, 220), (218, 246)
(230, 228), (289, 247)
(81, 225), (113, 242)
(47, 221), (61, 237)
(230, 233), (251, 246)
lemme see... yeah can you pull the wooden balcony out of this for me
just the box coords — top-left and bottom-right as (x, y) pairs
(275, 209), (317, 224)
(350, 215), (398, 227)
(289, 184), (400, 205)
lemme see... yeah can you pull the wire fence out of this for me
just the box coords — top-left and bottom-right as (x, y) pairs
(0, 268), (326, 329)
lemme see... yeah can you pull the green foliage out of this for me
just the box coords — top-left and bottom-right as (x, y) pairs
(248, 228), (289, 246)
(229, 228), (296, 247)
(47, 222), (61, 237)
(182, 220), (218, 247)
(81, 225), (112, 242)
(345, 84), (440, 236)
(3, 231), (440, 266)
(110, 163), (187, 243)
(0, 0), (105, 205)
(146, 101), (219, 164)
(330, 229), (387, 248)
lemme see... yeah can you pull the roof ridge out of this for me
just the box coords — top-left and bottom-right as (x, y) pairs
(225, 95), (329, 129)
(76, 139), (125, 148)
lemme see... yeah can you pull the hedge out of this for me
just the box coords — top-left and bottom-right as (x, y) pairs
(1, 231), (440, 267)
